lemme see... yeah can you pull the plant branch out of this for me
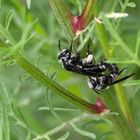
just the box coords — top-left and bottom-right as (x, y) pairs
(102, 93), (137, 140)
(95, 18), (137, 138)
(102, 16), (135, 59)
(14, 53), (91, 111)
(14, 52), (108, 114)
(49, 0), (96, 38)
(49, 0), (75, 41)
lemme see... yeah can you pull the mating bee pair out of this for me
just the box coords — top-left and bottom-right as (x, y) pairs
(58, 41), (134, 94)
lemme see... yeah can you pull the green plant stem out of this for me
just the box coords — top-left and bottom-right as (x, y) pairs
(115, 84), (136, 129)
(102, 16), (135, 59)
(95, 23), (131, 116)
(102, 93), (137, 140)
(49, 0), (138, 139)
(0, 23), (106, 115)
(49, 0), (75, 42)
(95, 23), (111, 58)
(82, 0), (95, 26)
(14, 53), (94, 113)
(96, 22), (137, 139)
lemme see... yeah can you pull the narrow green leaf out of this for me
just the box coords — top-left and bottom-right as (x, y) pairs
(45, 72), (62, 122)
(72, 123), (96, 139)
(111, 0), (119, 11)
(26, 0), (31, 9)
(0, 99), (3, 140)
(15, 53), (94, 113)
(0, 0), (1, 9)
(127, 2), (136, 8)
(75, 0), (82, 13)
(118, 0), (123, 8)
(96, 22), (111, 58)
(39, 107), (78, 112)
(49, 0), (74, 41)
(46, 90), (61, 122)
(5, 10), (14, 29)
(0, 82), (10, 140)
(0, 24), (16, 45)
(77, 20), (96, 51)
(0, 81), (31, 140)
(12, 125), (27, 140)
(82, 0), (95, 26)
(0, 116), (3, 140)
(135, 30), (140, 57)
(57, 132), (69, 140)
(3, 104), (10, 140)
(0, 81), (12, 111)
(107, 59), (134, 64)
(21, 73), (31, 81)
(21, 19), (37, 41)
(102, 15), (134, 59)
(123, 80), (140, 86)
(11, 114), (31, 140)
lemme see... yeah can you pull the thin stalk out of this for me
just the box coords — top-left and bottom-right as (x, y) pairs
(115, 84), (136, 129)
(0, 21), (107, 115)
(33, 113), (89, 140)
(49, 0), (75, 42)
(96, 20), (135, 119)
(102, 93), (137, 140)
(14, 52), (108, 114)
(96, 23), (111, 58)
(96, 16), (137, 139)
(14, 53), (93, 113)
(81, 0), (95, 26)
(102, 16), (136, 59)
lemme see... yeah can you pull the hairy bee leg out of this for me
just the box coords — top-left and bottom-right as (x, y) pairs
(112, 73), (135, 85)
(87, 77), (101, 94)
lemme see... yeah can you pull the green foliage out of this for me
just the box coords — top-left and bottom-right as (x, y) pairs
(0, 0), (140, 140)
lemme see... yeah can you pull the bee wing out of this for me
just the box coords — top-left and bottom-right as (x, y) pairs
(81, 68), (104, 76)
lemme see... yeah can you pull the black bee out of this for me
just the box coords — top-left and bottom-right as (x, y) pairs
(58, 41), (106, 76)
(87, 68), (134, 94)
(58, 41), (134, 93)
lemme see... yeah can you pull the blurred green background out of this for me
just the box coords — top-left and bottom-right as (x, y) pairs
(0, 0), (140, 140)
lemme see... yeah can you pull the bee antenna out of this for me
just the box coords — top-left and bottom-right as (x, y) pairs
(118, 67), (128, 75)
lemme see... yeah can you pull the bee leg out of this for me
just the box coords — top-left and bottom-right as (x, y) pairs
(93, 88), (100, 94)
(68, 43), (73, 58)
(58, 40), (62, 51)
